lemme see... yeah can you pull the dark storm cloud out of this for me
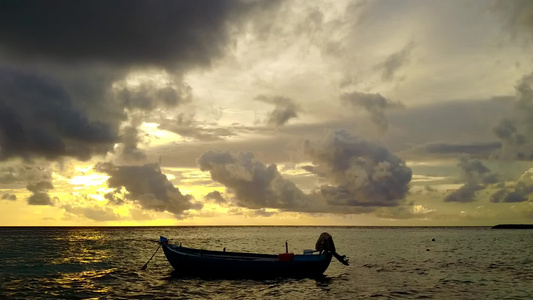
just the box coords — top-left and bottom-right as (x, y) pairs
(340, 91), (404, 133)
(0, 67), (118, 161)
(375, 41), (415, 82)
(303, 129), (412, 207)
(444, 155), (499, 203)
(205, 190), (227, 204)
(255, 95), (300, 127)
(1, 193), (16, 201)
(158, 113), (236, 142)
(0, 0), (281, 161)
(94, 162), (202, 217)
(0, 0), (273, 69)
(198, 151), (310, 210)
(26, 181), (54, 205)
(114, 81), (192, 112)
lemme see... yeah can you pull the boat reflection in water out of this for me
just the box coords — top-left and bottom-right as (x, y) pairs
(160, 232), (349, 279)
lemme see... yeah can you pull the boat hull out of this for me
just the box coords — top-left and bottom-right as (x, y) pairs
(162, 244), (332, 279)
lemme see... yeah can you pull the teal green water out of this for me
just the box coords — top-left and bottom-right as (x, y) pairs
(0, 227), (532, 299)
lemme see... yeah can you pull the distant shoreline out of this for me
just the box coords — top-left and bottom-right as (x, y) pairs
(492, 224), (533, 229)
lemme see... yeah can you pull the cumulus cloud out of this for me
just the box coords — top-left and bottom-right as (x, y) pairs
(490, 168), (533, 203)
(255, 95), (300, 126)
(198, 151), (310, 210)
(303, 129), (412, 207)
(26, 181), (54, 205)
(94, 162), (202, 217)
(340, 91), (404, 133)
(444, 155), (499, 203)
(199, 129), (412, 213)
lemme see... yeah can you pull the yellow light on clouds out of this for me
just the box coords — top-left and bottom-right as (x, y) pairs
(68, 173), (109, 187)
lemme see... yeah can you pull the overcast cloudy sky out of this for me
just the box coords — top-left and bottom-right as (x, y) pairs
(1, 0), (532, 226)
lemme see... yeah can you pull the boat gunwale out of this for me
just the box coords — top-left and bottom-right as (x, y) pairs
(164, 244), (328, 262)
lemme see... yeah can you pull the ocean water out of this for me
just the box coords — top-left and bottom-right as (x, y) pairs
(0, 226), (532, 299)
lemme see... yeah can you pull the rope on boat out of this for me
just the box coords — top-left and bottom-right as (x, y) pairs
(141, 243), (161, 270)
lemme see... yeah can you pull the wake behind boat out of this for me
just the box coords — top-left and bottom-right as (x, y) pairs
(159, 232), (348, 278)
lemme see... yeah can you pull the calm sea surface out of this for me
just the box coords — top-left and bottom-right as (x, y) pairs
(0, 226), (532, 299)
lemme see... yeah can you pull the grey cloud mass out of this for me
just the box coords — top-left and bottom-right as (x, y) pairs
(0, 67), (118, 161)
(26, 181), (54, 205)
(0, 0), (269, 69)
(1, 193), (16, 201)
(95, 162), (202, 217)
(198, 129), (412, 213)
(0, 163), (51, 185)
(114, 81), (192, 112)
(158, 113), (236, 142)
(62, 201), (124, 222)
(490, 168), (533, 203)
(494, 0), (533, 41)
(198, 151), (310, 210)
(255, 95), (300, 127)
(303, 129), (412, 207)
(116, 116), (147, 162)
(376, 41), (415, 82)
(444, 155), (499, 203)
(492, 73), (533, 160)
(0, 0), (281, 162)
(341, 91), (404, 133)
(406, 142), (502, 157)
(205, 190), (227, 204)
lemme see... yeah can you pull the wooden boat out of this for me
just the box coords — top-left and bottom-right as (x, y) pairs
(159, 233), (348, 278)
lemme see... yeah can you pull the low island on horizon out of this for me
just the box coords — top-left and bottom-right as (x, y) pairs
(491, 224), (533, 229)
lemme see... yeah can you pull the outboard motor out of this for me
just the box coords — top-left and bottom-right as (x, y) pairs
(315, 232), (349, 265)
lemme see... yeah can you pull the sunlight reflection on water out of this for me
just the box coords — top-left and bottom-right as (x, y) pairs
(0, 227), (532, 299)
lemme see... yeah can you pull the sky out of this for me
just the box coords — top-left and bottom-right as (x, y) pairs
(1, 0), (533, 226)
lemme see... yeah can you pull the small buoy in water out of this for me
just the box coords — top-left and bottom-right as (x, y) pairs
(432, 238), (435, 241)
(426, 249), (430, 251)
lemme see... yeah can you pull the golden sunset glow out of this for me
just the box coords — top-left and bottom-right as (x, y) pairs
(1, 0), (533, 226)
